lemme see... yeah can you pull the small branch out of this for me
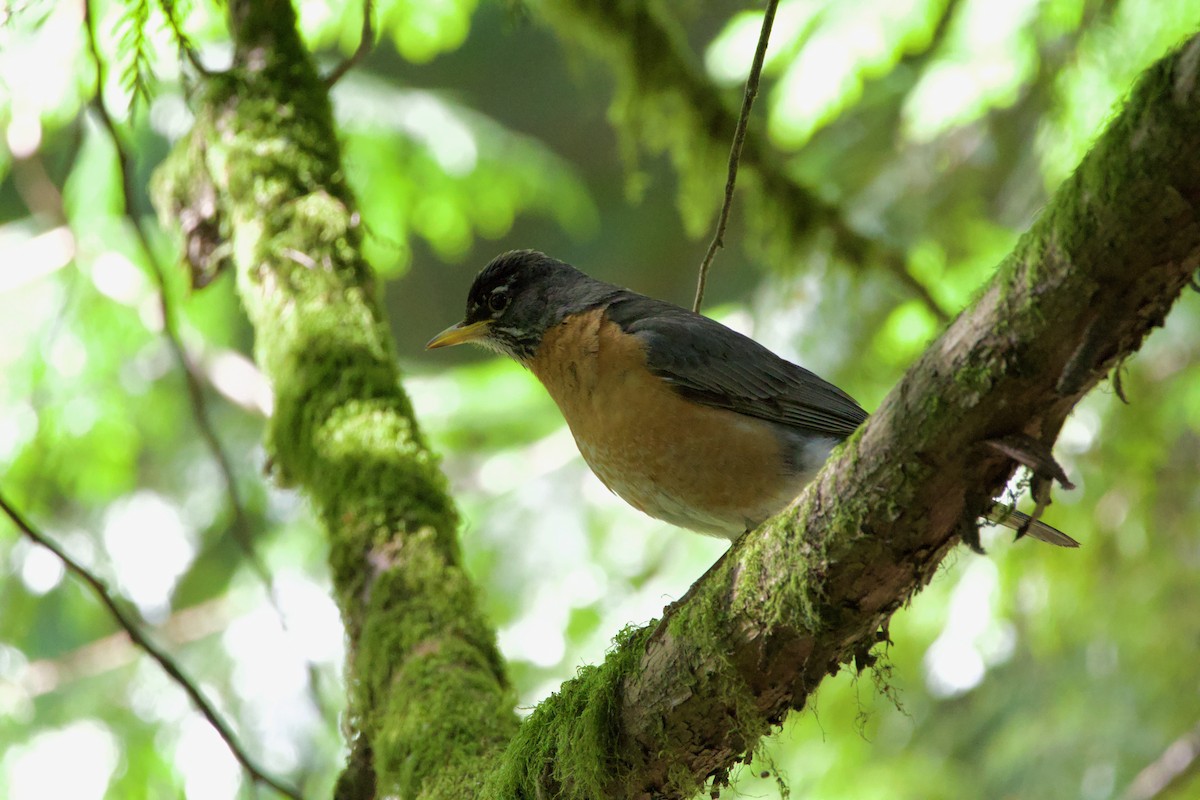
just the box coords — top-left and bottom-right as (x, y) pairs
(14, 597), (232, 697)
(11, 151), (67, 223)
(0, 490), (303, 800)
(163, 2), (522, 793)
(324, 0), (374, 87)
(1122, 721), (1200, 800)
(693, 0), (779, 313)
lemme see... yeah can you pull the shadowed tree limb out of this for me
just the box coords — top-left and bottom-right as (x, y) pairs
(83, 0), (294, 639)
(530, 0), (950, 321)
(153, 0), (1200, 794)
(324, 0), (374, 87)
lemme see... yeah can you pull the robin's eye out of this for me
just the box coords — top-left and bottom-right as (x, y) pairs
(488, 292), (509, 313)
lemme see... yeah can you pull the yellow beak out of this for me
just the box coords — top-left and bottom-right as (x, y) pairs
(425, 319), (493, 349)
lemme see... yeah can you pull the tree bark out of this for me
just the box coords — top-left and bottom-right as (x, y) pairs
(153, 0), (1200, 796)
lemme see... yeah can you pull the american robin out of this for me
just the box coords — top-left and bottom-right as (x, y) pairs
(427, 250), (1078, 548)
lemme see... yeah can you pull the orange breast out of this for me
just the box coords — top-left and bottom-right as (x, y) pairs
(526, 309), (809, 538)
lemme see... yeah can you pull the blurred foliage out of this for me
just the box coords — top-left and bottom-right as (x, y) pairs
(1, 0), (1198, 798)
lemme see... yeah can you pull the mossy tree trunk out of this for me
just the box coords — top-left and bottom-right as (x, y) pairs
(153, 0), (1200, 797)
(153, 1), (517, 796)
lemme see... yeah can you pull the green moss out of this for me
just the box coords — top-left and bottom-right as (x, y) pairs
(344, 562), (517, 795)
(480, 615), (769, 799)
(482, 625), (653, 799)
(742, 511), (827, 633)
(953, 360), (994, 402)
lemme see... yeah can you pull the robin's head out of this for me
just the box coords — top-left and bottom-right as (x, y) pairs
(426, 250), (617, 361)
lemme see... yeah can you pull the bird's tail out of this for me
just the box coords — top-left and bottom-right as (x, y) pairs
(987, 505), (1080, 548)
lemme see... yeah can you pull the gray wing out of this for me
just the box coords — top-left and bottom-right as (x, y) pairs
(605, 294), (868, 440)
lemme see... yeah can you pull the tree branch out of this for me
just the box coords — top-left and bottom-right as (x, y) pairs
(158, 0), (213, 76)
(323, 0), (373, 87)
(0, 491), (301, 800)
(483, 33), (1200, 799)
(85, 1), (339, 723)
(83, 0), (280, 612)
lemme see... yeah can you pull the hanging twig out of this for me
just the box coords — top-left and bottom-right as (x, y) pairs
(693, 0), (779, 312)
(325, 0), (374, 87)
(0, 490), (303, 800)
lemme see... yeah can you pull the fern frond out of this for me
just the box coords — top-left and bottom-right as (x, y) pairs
(157, 0), (207, 73)
(118, 0), (155, 111)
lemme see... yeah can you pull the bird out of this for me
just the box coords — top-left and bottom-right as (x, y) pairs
(426, 250), (1079, 548)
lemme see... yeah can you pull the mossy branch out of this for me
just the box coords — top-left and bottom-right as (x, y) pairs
(482, 33), (1200, 799)
(153, 0), (1200, 795)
